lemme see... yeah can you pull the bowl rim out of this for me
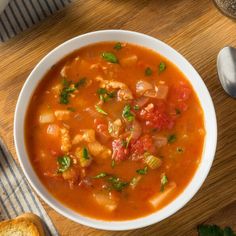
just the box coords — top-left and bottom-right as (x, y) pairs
(14, 29), (217, 231)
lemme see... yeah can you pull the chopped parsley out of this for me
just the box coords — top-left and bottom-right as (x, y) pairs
(159, 62), (166, 73)
(102, 52), (119, 63)
(67, 107), (75, 112)
(177, 147), (184, 153)
(111, 160), (115, 168)
(93, 172), (107, 179)
(108, 176), (129, 192)
(114, 42), (122, 50)
(136, 166), (148, 175)
(197, 225), (235, 236)
(97, 88), (115, 102)
(60, 78), (86, 104)
(82, 147), (89, 160)
(160, 174), (168, 192)
(74, 77), (86, 88)
(175, 108), (181, 115)
(133, 105), (140, 110)
(57, 155), (71, 173)
(122, 139), (127, 147)
(122, 104), (134, 122)
(145, 67), (153, 76)
(168, 134), (177, 143)
(95, 105), (108, 115)
(122, 135), (132, 149)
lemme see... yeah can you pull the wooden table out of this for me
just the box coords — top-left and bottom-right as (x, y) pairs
(0, 0), (235, 235)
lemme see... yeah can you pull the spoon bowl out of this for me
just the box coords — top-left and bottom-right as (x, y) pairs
(217, 46), (236, 98)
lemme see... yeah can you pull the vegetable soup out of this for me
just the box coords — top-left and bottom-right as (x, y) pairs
(25, 42), (205, 220)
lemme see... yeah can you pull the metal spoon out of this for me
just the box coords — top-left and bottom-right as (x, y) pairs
(217, 46), (236, 98)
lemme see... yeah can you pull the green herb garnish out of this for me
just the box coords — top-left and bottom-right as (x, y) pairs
(197, 225), (235, 236)
(74, 77), (86, 88)
(67, 107), (76, 112)
(145, 67), (153, 76)
(122, 139), (127, 148)
(60, 78), (86, 104)
(97, 88), (115, 102)
(111, 160), (115, 168)
(57, 155), (71, 173)
(177, 147), (184, 153)
(160, 174), (168, 192)
(82, 147), (89, 160)
(93, 172), (107, 179)
(168, 134), (176, 143)
(175, 108), (181, 115)
(133, 105), (140, 110)
(108, 176), (129, 192)
(102, 52), (119, 63)
(159, 62), (166, 73)
(122, 104), (134, 122)
(95, 105), (108, 115)
(136, 166), (148, 175)
(114, 42), (122, 50)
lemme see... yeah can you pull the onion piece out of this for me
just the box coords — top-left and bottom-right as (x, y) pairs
(149, 182), (177, 208)
(47, 124), (60, 137)
(120, 55), (138, 67)
(131, 120), (142, 140)
(134, 96), (150, 108)
(155, 85), (169, 99)
(54, 110), (71, 121)
(93, 192), (119, 212)
(136, 80), (153, 96)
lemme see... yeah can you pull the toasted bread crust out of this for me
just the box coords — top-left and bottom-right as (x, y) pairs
(0, 213), (45, 236)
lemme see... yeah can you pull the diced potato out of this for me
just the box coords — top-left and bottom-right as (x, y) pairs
(149, 182), (177, 208)
(75, 147), (93, 168)
(120, 55), (138, 67)
(88, 141), (111, 159)
(60, 128), (72, 153)
(47, 124), (60, 137)
(100, 148), (112, 159)
(39, 112), (55, 124)
(54, 110), (71, 121)
(144, 154), (162, 170)
(93, 192), (118, 212)
(82, 129), (96, 143)
(72, 134), (83, 145)
(62, 167), (79, 181)
(108, 119), (123, 138)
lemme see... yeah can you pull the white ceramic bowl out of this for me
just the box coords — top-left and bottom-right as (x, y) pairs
(14, 30), (217, 231)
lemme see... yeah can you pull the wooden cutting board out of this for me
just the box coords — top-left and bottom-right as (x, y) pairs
(0, 0), (235, 235)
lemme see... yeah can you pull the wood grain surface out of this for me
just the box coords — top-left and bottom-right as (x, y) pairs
(0, 0), (236, 235)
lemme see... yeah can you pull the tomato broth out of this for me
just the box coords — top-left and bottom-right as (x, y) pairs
(25, 42), (205, 220)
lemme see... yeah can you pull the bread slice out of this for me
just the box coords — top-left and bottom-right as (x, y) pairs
(0, 213), (45, 236)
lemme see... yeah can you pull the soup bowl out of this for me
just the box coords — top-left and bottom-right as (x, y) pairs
(14, 30), (217, 230)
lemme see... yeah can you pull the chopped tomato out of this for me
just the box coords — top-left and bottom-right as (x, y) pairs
(130, 135), (155, 161)
(176, 85), (191, 101)
(139, 103), (174, 130)
(112, 139), (129, 162)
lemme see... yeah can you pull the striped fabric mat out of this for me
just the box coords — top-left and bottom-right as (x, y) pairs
(0, 0), (72, 42)
(0, 138), (58, 236)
